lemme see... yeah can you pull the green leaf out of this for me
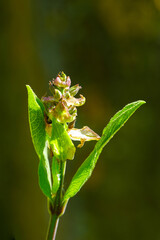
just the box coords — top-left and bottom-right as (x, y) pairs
(63, 100), (146, 202)
(52, 156), (60, 195)
(50, 117), (76, 161)
(26, 85), (52, 199)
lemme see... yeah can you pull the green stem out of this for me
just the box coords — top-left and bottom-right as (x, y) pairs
(47, 161), (66, 240)
(56, 161), (66, 207)
(47, 214), (59, 240)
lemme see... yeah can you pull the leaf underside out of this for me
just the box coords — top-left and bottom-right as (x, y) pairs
(26, 85), (52, 199)
(63, 100), (146, 202)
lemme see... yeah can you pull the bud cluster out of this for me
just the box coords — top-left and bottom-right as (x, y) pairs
(42, 72), (85, 124)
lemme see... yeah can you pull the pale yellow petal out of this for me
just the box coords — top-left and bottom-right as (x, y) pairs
(68, 126), (100, 143)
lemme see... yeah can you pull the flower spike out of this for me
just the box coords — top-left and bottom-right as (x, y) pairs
(42, 72), (100, 149)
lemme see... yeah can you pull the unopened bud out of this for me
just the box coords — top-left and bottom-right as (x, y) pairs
(53, 73), (71, 88)
(59, 71), (66, 81)
(53, 89), (62, 101)
(69, 106), (77, 116)
(64, 91), (71, 99)
(69, 84), (82, 96)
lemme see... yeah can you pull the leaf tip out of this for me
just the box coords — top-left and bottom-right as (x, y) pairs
(26, 84), (32, 93)
(138, 100), (146, 105)
(137, 100), (146, 108)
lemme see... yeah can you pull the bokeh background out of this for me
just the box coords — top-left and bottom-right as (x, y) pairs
(1, 0), (160, 239)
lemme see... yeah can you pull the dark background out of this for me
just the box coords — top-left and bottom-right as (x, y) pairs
(1, 0), (160, 239)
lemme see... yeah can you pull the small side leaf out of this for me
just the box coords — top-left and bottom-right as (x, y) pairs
(63, 100), (146, 202)
(50, 117), (76, 161)
(26, 85), (52, 199)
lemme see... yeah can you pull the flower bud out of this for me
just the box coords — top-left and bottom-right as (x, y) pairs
(53, 89), (62, 101)
(41, 96), (56, 111)
(53, 73), (71, 88)
(69, 84), (82, 96)
(69, 106), (77, 119)
(49, 100), (76, 123)
(64, 91), (71, 99)
(66, 95), (86, 107)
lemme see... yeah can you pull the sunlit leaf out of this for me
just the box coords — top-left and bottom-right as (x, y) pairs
(63, 100), (146, 202)
(26, 85), (52, 199)
(50, 117), (76, 161)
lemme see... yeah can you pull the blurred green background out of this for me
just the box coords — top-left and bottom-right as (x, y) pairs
(1, 0), (160, 239)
